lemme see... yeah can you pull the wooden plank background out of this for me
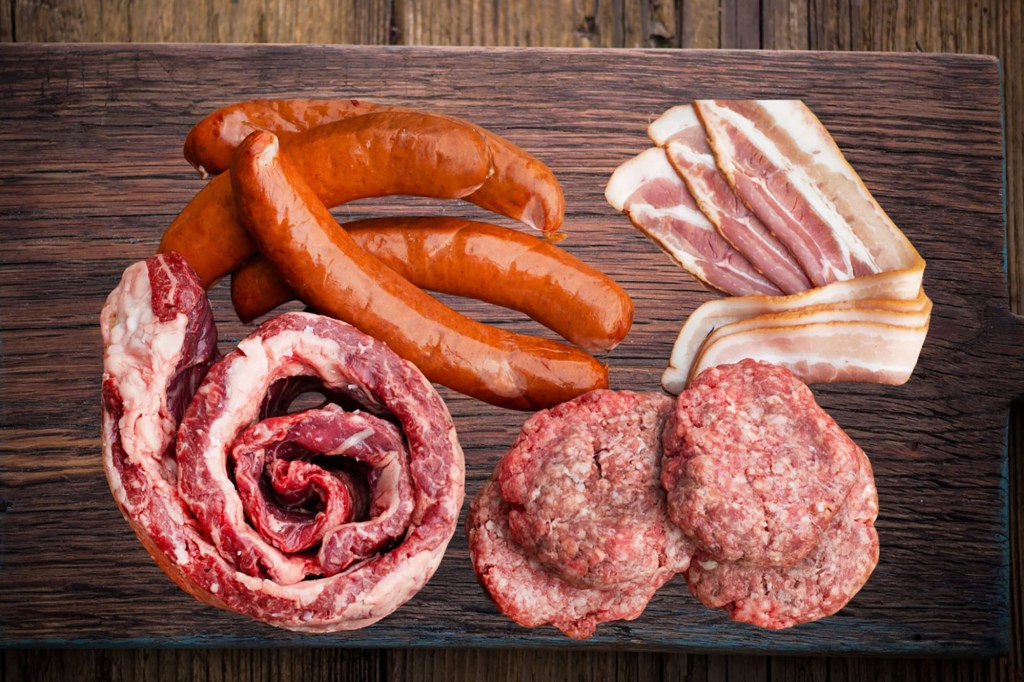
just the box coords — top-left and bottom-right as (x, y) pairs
(0, 42), (1014, 650)
(0, 1), (1021, 681)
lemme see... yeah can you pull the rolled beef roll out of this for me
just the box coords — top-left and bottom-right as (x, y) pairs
(101, 253), (465, 631)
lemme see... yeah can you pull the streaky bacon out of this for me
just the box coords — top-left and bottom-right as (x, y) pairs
(688, 293), (932, 386)
(648, 105), (812, 294)
(651, 100), (930, 392)
(662, 276), (931, 393)
(605, 147), (782, 296)
(695, 100), (905, 286)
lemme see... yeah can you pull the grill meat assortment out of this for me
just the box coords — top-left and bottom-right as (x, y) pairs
(96, 98), (927, 638)
(468, 363), (879, 635)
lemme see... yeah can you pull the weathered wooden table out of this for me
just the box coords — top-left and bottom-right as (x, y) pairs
(1, 1), (1021, 681)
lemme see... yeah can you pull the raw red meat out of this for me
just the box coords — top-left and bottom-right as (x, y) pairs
(686, 450), (879, 629)
(467, 478), (679, 640)
(661, 359), (861, 566)
(468, 390), (691, 638)
(101, 254), (464, 631)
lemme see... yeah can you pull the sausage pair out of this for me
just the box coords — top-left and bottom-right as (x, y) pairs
(182, 99), (563, 237)
(231, 216), (632, 355)
(164, 104), (565, 287)
(162, 102), (633, 409)
(229, 131), (613, 411)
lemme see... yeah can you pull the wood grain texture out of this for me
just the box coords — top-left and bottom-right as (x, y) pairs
(1, 1), (1022, 681)
(763, 0), (809, 49)
(2, 648), (384, 682)
(995, 0), (1023, 318)
(392, 0), (675, 47)
(0, 44), (1014, 659)
(680, 0), (720, 48)
(721, 0), (761, 47)
(11, 0), (391, 42)
(0, 0), (11, 41)
(388, 649), (666, 681)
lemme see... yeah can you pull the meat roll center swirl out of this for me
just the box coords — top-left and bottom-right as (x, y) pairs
(230, 404), (414, 577)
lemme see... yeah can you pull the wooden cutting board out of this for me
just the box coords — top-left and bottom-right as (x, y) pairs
(0, 44), (1018, 655)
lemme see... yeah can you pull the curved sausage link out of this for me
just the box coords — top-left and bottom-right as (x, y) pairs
(161, 111), (494, 287)
(230, 131), (607, 411)
(182, 99), (564, 233)
(231, 216), (633, 353)
(183, 99), (388, 176)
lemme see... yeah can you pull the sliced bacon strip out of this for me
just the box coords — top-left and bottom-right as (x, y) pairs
(648, 105), (812, 294)
(658, 99), (930, 392)
(662, 271), (928, 393)
(695, 100), (923, 286)
(605, 147), (782, 296)
(688, 294), (932, 386)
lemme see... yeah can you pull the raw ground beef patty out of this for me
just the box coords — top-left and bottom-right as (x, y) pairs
(467, 390), (692, 638)
(686, 449), (879, 629)
(661, 359), (862, 566)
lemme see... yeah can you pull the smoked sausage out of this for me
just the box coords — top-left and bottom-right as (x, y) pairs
(183, 99), (388, 176)
(163, 111), (493, 287)
(231, 216), (633, 353)
(184, 99), (563, 234)
(179, 99), (564, 255)
(230, 130), (607, 410)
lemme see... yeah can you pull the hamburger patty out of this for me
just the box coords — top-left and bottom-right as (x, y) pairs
(468, 390), (691, 638)
(499, 390), (686, 589)
(686, 449), (879, 629)
(662, 359), (861, 566)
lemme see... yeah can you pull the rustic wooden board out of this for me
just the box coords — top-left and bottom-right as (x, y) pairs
(0, 44), (1018, 655)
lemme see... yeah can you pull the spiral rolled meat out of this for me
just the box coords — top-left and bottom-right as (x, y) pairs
(100, 253), (464, 631)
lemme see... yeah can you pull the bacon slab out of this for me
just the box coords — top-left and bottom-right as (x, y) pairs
(605, 147), (782, 296)
(641, 100), (931, 391)
(648, 105), (812, 294)
(694, 100), (873, 285)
